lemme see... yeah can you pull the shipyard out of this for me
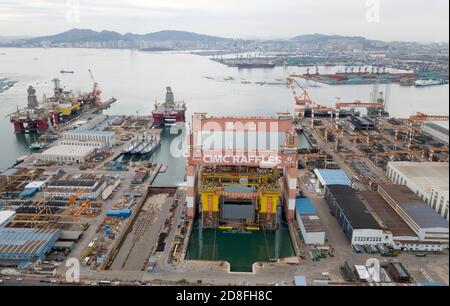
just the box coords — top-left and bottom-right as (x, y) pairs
(0, 62), (448, 287)
(0, 0), (449, 293)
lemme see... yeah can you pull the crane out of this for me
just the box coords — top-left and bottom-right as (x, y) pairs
(68, 188), (86, 214)
(23, 197), (54, 228)
(335, 100), (385, 110)
(88, 69), (102, 107)
(409, 113), (449, 122)
(72, 200), (95, 217)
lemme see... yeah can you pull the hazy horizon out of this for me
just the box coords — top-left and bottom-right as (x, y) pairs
(0, 0), (449, 43)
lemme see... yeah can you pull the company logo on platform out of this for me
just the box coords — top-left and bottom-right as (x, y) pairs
(202, 155), (282, 165)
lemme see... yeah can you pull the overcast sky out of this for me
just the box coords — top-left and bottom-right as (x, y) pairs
(0, 0), (448, 42)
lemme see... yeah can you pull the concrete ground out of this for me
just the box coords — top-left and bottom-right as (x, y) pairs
(110, 193), (173, 271)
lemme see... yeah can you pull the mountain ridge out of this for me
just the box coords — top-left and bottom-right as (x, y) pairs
(25, 29), (232, 43)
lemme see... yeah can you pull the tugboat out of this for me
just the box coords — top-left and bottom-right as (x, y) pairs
(294, 123), (303, 134)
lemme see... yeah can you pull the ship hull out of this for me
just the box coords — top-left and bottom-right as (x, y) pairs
(237, 63), (275, 69)
(152, 112), (186, 126)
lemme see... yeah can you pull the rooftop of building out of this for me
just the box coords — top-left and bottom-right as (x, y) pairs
(296, 197), (317, 215)
(327, 185), (382, 230)
(379, 184), (449, 229)
(0, 211), (16, 227)
(359, 191), (416, 237)
(314, 169), (352, 187)
(379, 184), (428, 205)
(423, 123), (449, 136)
(64, 130), (115, 137)
(40, 145), (96, 157)
(47, 179), (98, 188)
(0, 228), (61, 258)
(299, 215), (324, 233)
(388, 162), (449, 194)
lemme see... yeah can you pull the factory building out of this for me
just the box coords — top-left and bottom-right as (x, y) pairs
(350, 115), (375, 131)
(421, 123), (449, 145)
(325, 185), (392, 245)
(295, 198), (326, 245)
(0, 228), (61, 266)
(59, 140), (106, 149)
(360, 191), (443, 252)
(386, 162), (449, 221)
(38, 145), (96, 163)
(314, 169), (352, 192)
(378, 184), (448, 245)
(187, 114), (298, 230)
(0, 211), (16, 227)
(44, 177), (107, 200)
(62, 130), (116, 148)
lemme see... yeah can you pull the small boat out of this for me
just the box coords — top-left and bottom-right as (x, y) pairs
(159, 165), (168, 173)
(60, 70), (75, 74)
(294, 124), (303, 134)
(29, 142), (49, 150)
(14, 155), (30, 166)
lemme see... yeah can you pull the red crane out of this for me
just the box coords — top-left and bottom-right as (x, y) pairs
(409, 112), (449, 122)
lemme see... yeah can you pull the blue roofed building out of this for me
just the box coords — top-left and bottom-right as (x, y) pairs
(295, 197), (326, 245)
(314, 169), (352, 192)
(0, 228), (61, 266)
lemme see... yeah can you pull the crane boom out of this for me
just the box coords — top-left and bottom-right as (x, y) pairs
(335, 101), (384, 110)
(409, 112), (449, 122)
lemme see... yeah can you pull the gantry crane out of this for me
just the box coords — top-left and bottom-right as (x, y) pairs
(409, 113), (449, 122)
(406, 113), (449, 147)
(72, 200), (95, 217)
(22, 197), (54, 228)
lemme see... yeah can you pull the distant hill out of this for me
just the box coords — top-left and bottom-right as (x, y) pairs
(24, 29), (230, 44)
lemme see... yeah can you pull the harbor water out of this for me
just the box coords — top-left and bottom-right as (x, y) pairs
(187, 208), (295, 272)
(0, 48), (449, 170)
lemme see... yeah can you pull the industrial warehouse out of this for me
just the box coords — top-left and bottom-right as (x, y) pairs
(386, 162), (449, 221)
(325, 185), (392, 246)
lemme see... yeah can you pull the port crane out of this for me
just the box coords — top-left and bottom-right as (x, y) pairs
(405, 113), (449, 148)
(409, 113), (449, 122)
(88, 69), (102, 107)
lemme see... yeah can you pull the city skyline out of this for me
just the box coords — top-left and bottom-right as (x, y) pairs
(0, 0), (449, 43)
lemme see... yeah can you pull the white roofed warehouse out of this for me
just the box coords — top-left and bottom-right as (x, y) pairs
(386, 162), (449, 221)
(38, 145), (96, 163)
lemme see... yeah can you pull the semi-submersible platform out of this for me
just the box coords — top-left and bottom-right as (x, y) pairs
(7, 78), (115, 134)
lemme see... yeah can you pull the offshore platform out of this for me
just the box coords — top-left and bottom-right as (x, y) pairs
(186, 113), (298, 230)
(152, 87), (186, 127)
(7, 73), (105, 134)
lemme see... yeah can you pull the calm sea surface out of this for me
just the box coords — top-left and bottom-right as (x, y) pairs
(0, 47), (448, 171)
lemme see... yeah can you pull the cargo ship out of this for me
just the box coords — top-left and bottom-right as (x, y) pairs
(152, 87), (186, 127)
(237, 62), (275, 69)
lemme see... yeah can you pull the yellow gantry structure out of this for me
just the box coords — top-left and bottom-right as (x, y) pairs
(199, 166), (282, 230)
